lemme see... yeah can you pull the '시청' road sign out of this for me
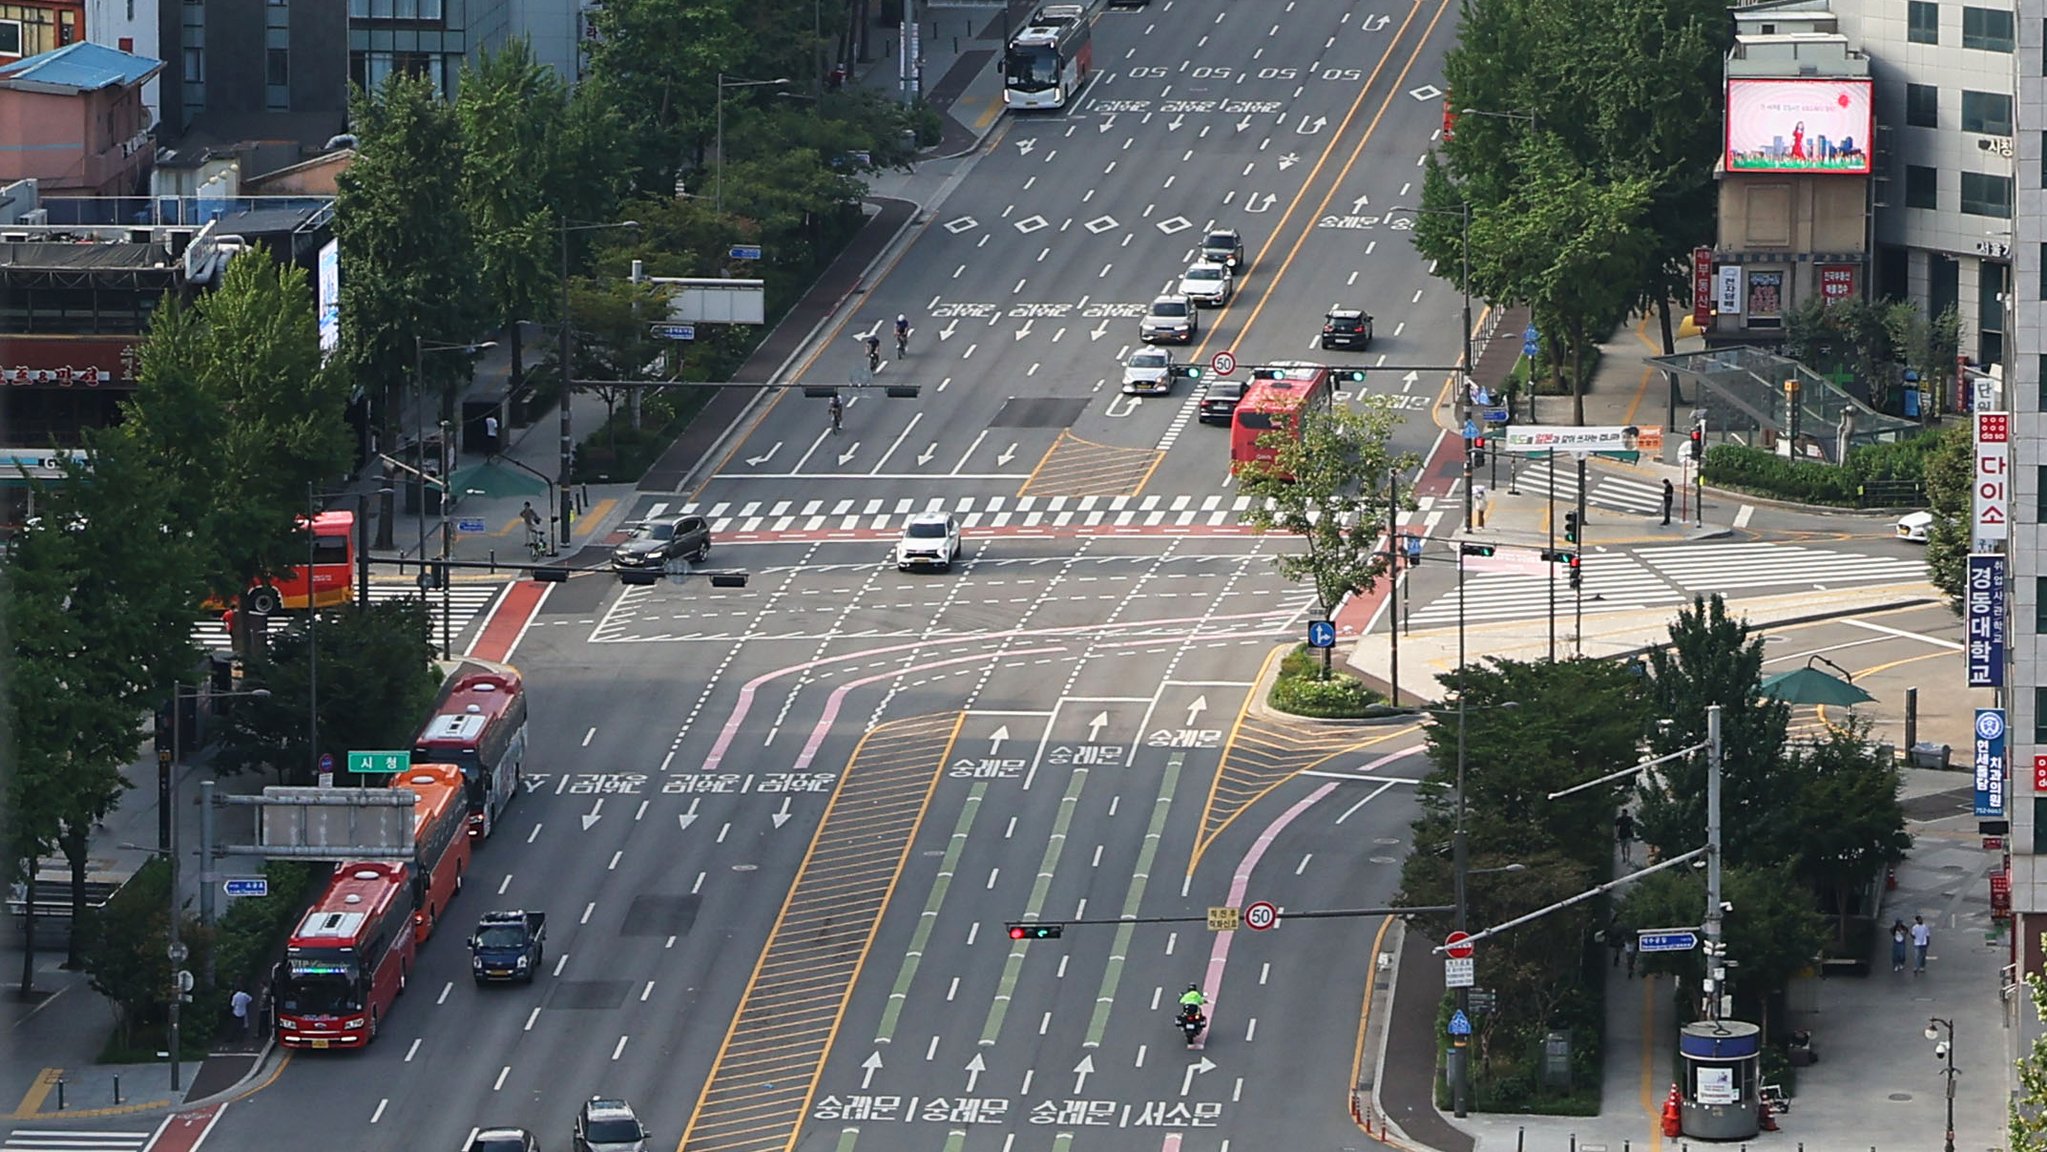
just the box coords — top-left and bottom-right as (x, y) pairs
(348, 750), (411, 776)
(223, 877), (270, 897)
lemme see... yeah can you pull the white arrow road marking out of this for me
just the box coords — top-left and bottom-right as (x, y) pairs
(1180, 1057), (1217, 1096)
(1073, 1055), (1095, 1095)
(997, 443), (1018, 466)
(1099, 114), (1117, 133)
(1168, 114), (1185, 131)
(1088, 712), (1109, 741)
(678, 799), (700, 831)
(989, 725), (1011, 755)
(1296, 114), (1327, 133)
(1017, 138), (1037, 155)
(1015, 319), (1035, 342)
(1106, 395), (1142, 418)
(581, 799), (603, 831)
(1185, 696), (1208, 725)
(772, 797), (792, 829)
(1091, 319), (1111, 341)
(939, 319), (960, 341)
(965, 1053), (986, 1093)
(838, 441), (861, 466)
(1364, 13), (1391, 29)
(862, 1052), (884, 1088)
(1402, 370), (1419, 392)
(917, 443), (939, 465)
(1352, 193), (1371, 212)
(1242, 192), (1278, 212)
(1235, 116), (1253, 132)
(1278, 153), (1300, 170)
(745, 441), (782, 467)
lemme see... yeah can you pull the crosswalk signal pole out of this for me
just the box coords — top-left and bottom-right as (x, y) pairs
(1547, 453), (1558, 662)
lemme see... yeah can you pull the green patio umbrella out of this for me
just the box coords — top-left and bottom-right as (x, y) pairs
(1758, 663), (1875, 708)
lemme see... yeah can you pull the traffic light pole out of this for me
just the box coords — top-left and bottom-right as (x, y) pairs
(1546, 453), (1557, 662)
(1575, 455), (1588, 656)
(1006, 903), (1457, 937)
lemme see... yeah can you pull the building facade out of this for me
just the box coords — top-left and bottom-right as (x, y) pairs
(348, 0), (507, 99)
(0, 42), (159, 195)
(154, 0), (347, 138)
(79, 0), (159, 123)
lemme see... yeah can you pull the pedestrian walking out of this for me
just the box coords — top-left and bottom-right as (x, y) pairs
(1608, 916), (1625, 969)
(1911, 915), (1931, 973)
(1661, 478), (1675, 526)
(1615, 810), (1637, 865)
(1890, 919), (1909, 971)
(483, 413), (499, 455)
(230, 987), (253, 1040)
(1623, 935), (1637, 977)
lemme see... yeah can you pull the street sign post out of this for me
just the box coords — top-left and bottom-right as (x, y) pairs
(1211, 350), (1237, 376)
(347, 750), (412, 776)
(1522, 324), (1540, 359)
(729, 245), (762, 261)
(1444, 930), (1475, 958)
(223, 877), (270, 898)
(1636, 929), (1701, 953)
(1243, 901), (1278, 931)
(1448, 1009), (1472, 1036)
(1206, 906), (1241, 932)
(651, 323), (697, 341)
(1482, 406), (1509, 423)
(1307, 621), (1336, 649)
(456, 517), (487, 534)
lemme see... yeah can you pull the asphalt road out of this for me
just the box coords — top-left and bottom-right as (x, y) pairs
(117, 2), (1730, 1151)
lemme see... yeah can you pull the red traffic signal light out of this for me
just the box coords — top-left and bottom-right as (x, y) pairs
(1688, 426), (1703, 459)
(1008, 922), (1062, 940)
(1568, 554), (1583, 589)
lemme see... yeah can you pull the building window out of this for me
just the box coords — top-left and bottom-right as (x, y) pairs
(1961, 171), (2014, 216)
(2036, 687), (2047, 743)
(1906, 164), (1939, 208)
(1963, 90), (2013, 135)
(1909, 0), (1940, 41)
(0, 19), (20, 55)
(2037, 574), (2047, 628)
(2040, 244), (2047, 299)
(1963, 6), (2015, 49)
(1907, 84), (1940, 128)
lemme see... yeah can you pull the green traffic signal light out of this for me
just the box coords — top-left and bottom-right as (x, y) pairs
(1562, 511), (1580, 544)
(1459, 543), (1496, 558)
(1336, 369), (1368, 382)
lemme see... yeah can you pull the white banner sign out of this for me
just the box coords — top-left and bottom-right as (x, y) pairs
(1716, 265), (1744, 315)
(1501, 425), (1649, 454)
(1974, 411), (2009, 550)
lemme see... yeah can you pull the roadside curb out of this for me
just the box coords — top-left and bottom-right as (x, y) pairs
(1240, 642), (1423, 729)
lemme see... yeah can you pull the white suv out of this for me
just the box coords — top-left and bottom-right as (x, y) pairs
(895, 512), (962, 571)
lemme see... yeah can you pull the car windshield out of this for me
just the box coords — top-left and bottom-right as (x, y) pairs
(1130, 352), (1167, 368)
(1152, 301), (1189, 318)
(583, 1118), (642, 1143)
(906, 521), (949, 539)
(277, 970), (358, 1015)
(1185, 267), (1222, 282)
(1205, 233), (1236, 249)
(476, 925), (527, 948)
(472, 1139), (528, 1152)
(638, 522), (675, 541)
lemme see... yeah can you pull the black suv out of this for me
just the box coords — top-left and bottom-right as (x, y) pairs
(1201, 228), (1245, 270)
(1198, 380), (1247, 425)
(611, 514), (712, 576)
(1320, 307), (1374, 350)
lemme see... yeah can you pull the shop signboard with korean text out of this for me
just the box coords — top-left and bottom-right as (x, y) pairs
(1818, 265), (1858, 303)
(1974, 411), (2010, 550)
(1692, 248), (1714, 327)
(1966, 554), (2006, 688)
(1975, 708), (2007, 819)
(1723, 78), (1874, 173)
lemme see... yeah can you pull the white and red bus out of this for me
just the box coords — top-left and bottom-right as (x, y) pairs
(414, 662), (528, 839)
(1229, 364), (1336, 478)
(391, 764), (471, 943)
(273, 861), (417, 1049)
(1003, 3), (1093, 110)
(207, 510), (355, 617)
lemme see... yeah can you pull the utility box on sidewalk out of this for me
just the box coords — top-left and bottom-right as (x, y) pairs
(1909, 742), (1952, 770)
(1679, 1020), (1762, 1140)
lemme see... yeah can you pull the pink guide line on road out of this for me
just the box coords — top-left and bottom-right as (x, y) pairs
(789, 644), (1072, 772)
(697, 607), (1302, 773)
(1201, 782), (1341, 1005)
(144, 1102), (225, 1152)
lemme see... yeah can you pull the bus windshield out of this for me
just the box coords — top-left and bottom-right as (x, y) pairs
(279, 960), (361, 1014)
(1006, 44), (1059, 89)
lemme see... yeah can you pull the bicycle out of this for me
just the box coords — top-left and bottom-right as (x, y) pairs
(866, 337), (882, 372)
(525, 527), (549, 560)
(895, 327), (910, 357)
(828, 395), (845, 435)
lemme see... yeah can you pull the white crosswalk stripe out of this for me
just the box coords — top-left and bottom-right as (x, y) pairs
(1488, 464), (1667, 515)
(651, 494), (1439, 536)
(190, 584), (505, 652)
(1640, 542), (1927, 591)
(4, 1130), (155, 1151)
(1405, 553), (1683, 628)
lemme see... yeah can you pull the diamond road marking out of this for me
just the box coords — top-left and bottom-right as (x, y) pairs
(1409, 84), (1444, 101)
(1085, 215), (1120, 234)
(943, 215), (980, 234)
(1015, 214), (1051, 234)
(1156, 216), (1194, 235)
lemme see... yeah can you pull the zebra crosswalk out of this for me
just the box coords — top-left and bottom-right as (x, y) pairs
(1405, 541), (1928, 629)
(189, 583), (505, 652)
(2, 1129), (154, 1152)
(1484, 462), (1669, 516)
(633, 493), (1445, 536)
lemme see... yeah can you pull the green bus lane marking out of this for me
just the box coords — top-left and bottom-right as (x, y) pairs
(979, 766), (1091, 1044)
(876, 782), (987, 1042)
(1084, 751), (1183, 1047)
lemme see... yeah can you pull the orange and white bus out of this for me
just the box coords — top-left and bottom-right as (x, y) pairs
(274, 861), (417, 1049)
(1229, 364), (1335, 478)
(414, 661), (528, 839)
(208, 510), (356, 616)
(391, 764), (472, 943)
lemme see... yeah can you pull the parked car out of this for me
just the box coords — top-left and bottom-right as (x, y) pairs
(573, 1099), (648, 1152)
(611, 514), (711, 574)
(895, 512), (962, 571)
(1198, 380), (1247, 425)
(1140, 295), (1198, 344)
(1895, 510), (1932, 543)
(1320, 306), (1374, 350)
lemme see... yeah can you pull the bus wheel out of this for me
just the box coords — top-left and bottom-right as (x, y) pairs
(247, 585), (281, 615)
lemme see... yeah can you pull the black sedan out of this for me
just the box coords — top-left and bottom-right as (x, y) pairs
(611, 514), (712, 575)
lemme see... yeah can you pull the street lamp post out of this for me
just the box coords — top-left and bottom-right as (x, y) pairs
(556, 220), (641, 555)
(1925, 1017), (1956, 1152)
(715, 74), (791, 213)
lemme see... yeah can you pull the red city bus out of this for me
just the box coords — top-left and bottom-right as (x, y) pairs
(273, 861), (418, 1049)
(414, 661), (528, 839)
(391, 764), (472, 943)
(1229, 364), (1335, 478)
(205, 510), (355, 616)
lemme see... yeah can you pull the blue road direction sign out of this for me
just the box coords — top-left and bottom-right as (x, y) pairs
(1637, 929), (1700, 953)
(348, 749), (411, 775)
(651, 324), (696, 341)
(1482, 406), (1510, 423)
(1307, 620), (1337, 649)
(1522, 324), (1540, 358)
(1463, 419), (1480, 441)
(223, 877), (270, 898)
(729, 245), (763, 261)
(456, 517), (488, 534)
(1447, 1010), (1472, 1036)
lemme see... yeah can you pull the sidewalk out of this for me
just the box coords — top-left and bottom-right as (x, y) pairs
(1363, 768), (2011, 1152)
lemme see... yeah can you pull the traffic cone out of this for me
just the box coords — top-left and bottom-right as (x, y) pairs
(1661, 1084), (1683, 1138)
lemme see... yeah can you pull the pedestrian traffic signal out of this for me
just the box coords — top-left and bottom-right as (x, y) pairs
(1562, 510), (1580, 544)
(1688, 425), (1703, 460)
(1008, 922), (1063, 940)
(1568, 554), (1583, 590)
(1470, 436), (1487, 468)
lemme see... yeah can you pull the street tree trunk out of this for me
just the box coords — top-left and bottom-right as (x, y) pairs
(61, 821), (89, 970)
(17, 870), (38, 995)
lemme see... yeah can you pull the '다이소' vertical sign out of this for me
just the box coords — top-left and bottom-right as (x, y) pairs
(1966, 554), (2006, 688)
(1973, 411), (2009, 551)
(1975, 708), (2007, 819)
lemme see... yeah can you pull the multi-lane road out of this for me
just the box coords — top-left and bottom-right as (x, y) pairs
(32, 4), (1923, 1152)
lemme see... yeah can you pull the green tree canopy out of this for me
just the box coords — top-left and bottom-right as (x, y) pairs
(1919, 421), (1971, 608)
(1617, 862), (1827, 1035)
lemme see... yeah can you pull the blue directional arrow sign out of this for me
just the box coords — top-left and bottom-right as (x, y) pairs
(223, 877), (270, 897)
(1522, 324), (1540, 358)
(651, 324), (696, 341)
(1482, 406), (1509, 423)
(1463, 419), (1480, 441)
(1447, 1010), (1472, 1036)
(1307, 620), (1337, 649)
(729, 244), (763, 261)
(456, 517), (487, 534)
(1636, 929), (1700, 953)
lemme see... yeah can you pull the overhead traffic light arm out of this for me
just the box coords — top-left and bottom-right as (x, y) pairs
(1003, 903), (1455, 939)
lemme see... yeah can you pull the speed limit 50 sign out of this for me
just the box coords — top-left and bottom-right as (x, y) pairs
(1243, 900), (1278, 931)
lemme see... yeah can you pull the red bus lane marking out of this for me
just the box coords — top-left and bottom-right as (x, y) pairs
(466, 579), (551, 663)
(145, 1102), (225, 1152)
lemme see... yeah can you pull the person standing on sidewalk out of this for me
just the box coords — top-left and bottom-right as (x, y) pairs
(1890, 919), (1909, 971)
(1661, 478), (1675, 526)
(1911, 915), (1931, 973)
(483, 413), (500, 456)
(1615, 810), (1637, 865)
(231, 987), (253, 1040)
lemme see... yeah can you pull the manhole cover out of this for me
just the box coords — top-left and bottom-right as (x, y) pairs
(1887, 1092), (1913, 1101)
